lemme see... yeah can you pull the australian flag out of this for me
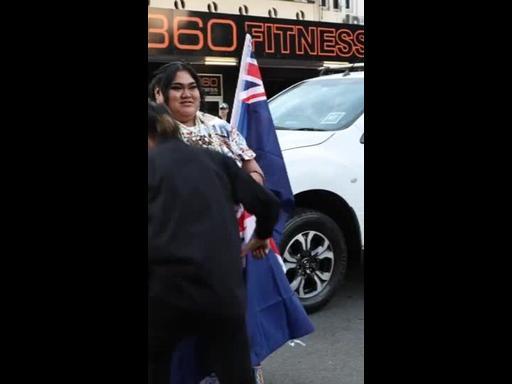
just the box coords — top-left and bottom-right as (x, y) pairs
(232, 34), (314, 366)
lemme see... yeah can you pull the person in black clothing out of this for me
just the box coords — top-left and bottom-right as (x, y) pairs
(148, 101), (280, 384)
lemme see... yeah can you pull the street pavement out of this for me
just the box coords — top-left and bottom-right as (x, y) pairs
(263, 262), (364, 384)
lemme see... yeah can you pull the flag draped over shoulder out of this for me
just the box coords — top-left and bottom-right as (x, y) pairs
(232, 34), (314, 366)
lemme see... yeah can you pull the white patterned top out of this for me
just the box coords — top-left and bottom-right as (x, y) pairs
(177, 112), (255, 167)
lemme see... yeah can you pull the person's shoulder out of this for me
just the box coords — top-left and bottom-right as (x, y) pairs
(150, 139), (188, 161)
(199, 111), (223, 124)
(199, 112), (230, 131)
(175, 138), (222, 162)
(194, 144), (234, 166)
(196, 144), (223, 161)
(206, 149), (240, 175)
(151, 138), (180, 152)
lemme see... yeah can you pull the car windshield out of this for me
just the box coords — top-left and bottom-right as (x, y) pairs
(269, 77), (364, 131)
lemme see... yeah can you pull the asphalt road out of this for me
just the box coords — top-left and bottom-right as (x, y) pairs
(262, 262), (364, 384)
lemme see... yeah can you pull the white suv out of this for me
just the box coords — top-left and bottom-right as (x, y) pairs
(269, 70), (364, 312)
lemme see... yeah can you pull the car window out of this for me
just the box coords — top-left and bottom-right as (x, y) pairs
(269, 78), (364, 131)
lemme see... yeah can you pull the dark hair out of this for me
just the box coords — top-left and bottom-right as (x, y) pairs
(148, 61), (205, 111)
(148, 99), (180, 139)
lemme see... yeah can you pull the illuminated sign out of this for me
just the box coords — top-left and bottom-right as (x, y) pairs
(198, 74), (223, 97)
(148, 8), (364, 62)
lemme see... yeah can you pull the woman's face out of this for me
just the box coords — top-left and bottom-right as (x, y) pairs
(166, 70), (200, 126)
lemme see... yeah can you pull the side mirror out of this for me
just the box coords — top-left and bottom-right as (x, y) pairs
(360, 133), (364, 144)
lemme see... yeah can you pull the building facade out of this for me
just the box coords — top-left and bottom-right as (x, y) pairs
(148, 0), (364, 115)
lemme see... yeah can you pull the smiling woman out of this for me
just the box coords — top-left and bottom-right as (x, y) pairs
(166, 71), (201, 126)
(151, 62), (204, 126)
(149, 61), (264, 180)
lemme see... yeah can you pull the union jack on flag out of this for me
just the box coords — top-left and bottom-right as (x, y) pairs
(232, 56), (268, 121)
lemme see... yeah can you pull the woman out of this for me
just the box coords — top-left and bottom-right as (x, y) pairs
(149, 61), (265, 185)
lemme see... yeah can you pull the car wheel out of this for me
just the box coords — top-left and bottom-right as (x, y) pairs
(280, 209), (348, 313)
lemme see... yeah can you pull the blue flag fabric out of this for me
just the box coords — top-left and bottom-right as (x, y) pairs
(245, 249), (314, 365)
(232, 34), (314, 366)
(231, 35), (294, 243)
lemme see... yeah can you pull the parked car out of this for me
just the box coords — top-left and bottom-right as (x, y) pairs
(269, 69), (364, 312)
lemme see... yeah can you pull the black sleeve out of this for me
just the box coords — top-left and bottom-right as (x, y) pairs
(221, 155), (280, 239)
(148, 153), (164, 262)
(148, 154), (158, 206)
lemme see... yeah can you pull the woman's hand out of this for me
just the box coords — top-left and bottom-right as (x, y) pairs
(241, 237), (270, 259)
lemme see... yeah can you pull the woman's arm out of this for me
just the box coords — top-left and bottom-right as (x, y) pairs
(212, 117), (264, 184)
(242, 158), (265, 185)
